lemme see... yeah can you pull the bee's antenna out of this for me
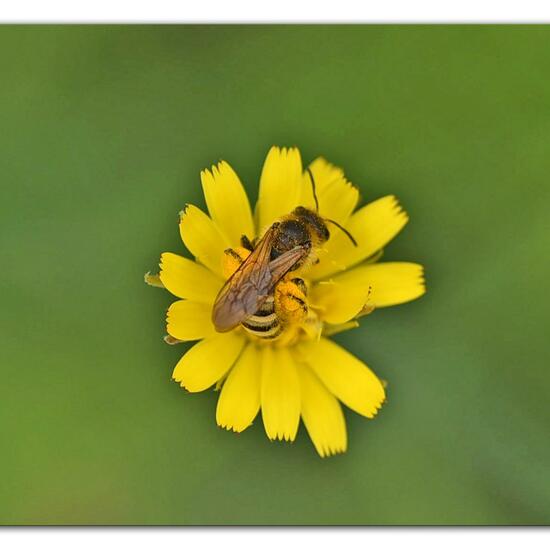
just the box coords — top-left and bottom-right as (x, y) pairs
(306, 168), (320, 213)
(325, 218), (358, 247)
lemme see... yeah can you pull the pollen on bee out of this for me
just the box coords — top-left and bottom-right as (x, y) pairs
(222, 246), (251, 279)
(274, 280), (308, 325)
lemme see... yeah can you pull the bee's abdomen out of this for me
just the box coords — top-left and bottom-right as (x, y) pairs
(241, 296), (282, 340)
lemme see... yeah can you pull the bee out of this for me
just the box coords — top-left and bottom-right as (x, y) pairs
(211, 170), (357, 338)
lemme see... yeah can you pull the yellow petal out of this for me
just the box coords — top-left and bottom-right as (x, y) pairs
(144, 272), (164, 288)
(298, 338), (385, 418)
(297, 362), (347, 458)
(172, 332), (245, 393)
(308, 195), (408, 280)
(201, 161), (255, 246)
(256, 146), (306, 230)
(260, 346), (301, 442)
(334, 262), (426, 308)
(166, 300), (216, 341)
(322, 320), (359, 338)
(311, 262), (425, 321)
(216, 344), (261, 432)
(159, 252), (222, 303)
(306, 157), (359, 225)
(179, 204), (228, 277)
(310, 279), (371, 325)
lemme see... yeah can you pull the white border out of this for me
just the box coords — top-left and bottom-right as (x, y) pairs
(1, 528), (550, 550)
(1, 0), (550, 22)
(1, 4), (549, 546)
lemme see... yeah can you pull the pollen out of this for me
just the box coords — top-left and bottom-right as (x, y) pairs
(274, 279), (308, 324)
(222, 246), (251, 279)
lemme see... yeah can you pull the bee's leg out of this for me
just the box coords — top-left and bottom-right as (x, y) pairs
(290, 277), (308, 296)
(274, 279), (308, 325)
(286, 294), (308, 314)
(240, 234), (255, 251)
(222, 246), (251, 279)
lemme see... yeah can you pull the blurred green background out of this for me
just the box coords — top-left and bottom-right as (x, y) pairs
(1, 25), (549, 525)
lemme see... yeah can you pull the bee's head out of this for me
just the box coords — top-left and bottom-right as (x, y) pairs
(302, 168), (358, 247)
(292, 206), (330, 244)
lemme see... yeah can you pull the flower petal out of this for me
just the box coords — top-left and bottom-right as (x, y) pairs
(308, 195), (408, 280)
(216, 344), (261, 432)
(179, 204), (228, 277)
(159, 252), (222, 303)
(322, 320), (359, 338)
(310, 279), (371, 325)
(256, 146), (306, 231)
(306, 157), (359, 225)
(260, 346), (301, 442)
(144, 272), (164, 288)
(166, 300), (216, 342)
(311, 262), (425, 322)
(297, 362), (347, 458)
(201, 161), (255, 246)
(298, 338), (385, 418)
(172, 332), (245, 393)
(335, 262), (426, 308)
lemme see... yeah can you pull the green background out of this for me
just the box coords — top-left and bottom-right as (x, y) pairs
(1, 25), (549, 525)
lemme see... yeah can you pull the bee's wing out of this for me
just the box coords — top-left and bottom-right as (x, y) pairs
(212, 227), (309, 332)
(267, 243), (311, 281)
(212, 225), (278, 332)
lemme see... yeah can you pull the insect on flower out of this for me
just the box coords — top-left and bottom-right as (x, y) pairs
(212, 170), (358, 338)
(146, 146), (426, 457)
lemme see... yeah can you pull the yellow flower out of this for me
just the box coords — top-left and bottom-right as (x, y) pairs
(146, 146), (425, 457)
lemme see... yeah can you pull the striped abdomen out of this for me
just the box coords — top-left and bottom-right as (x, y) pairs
(241, 295), (282, 340)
